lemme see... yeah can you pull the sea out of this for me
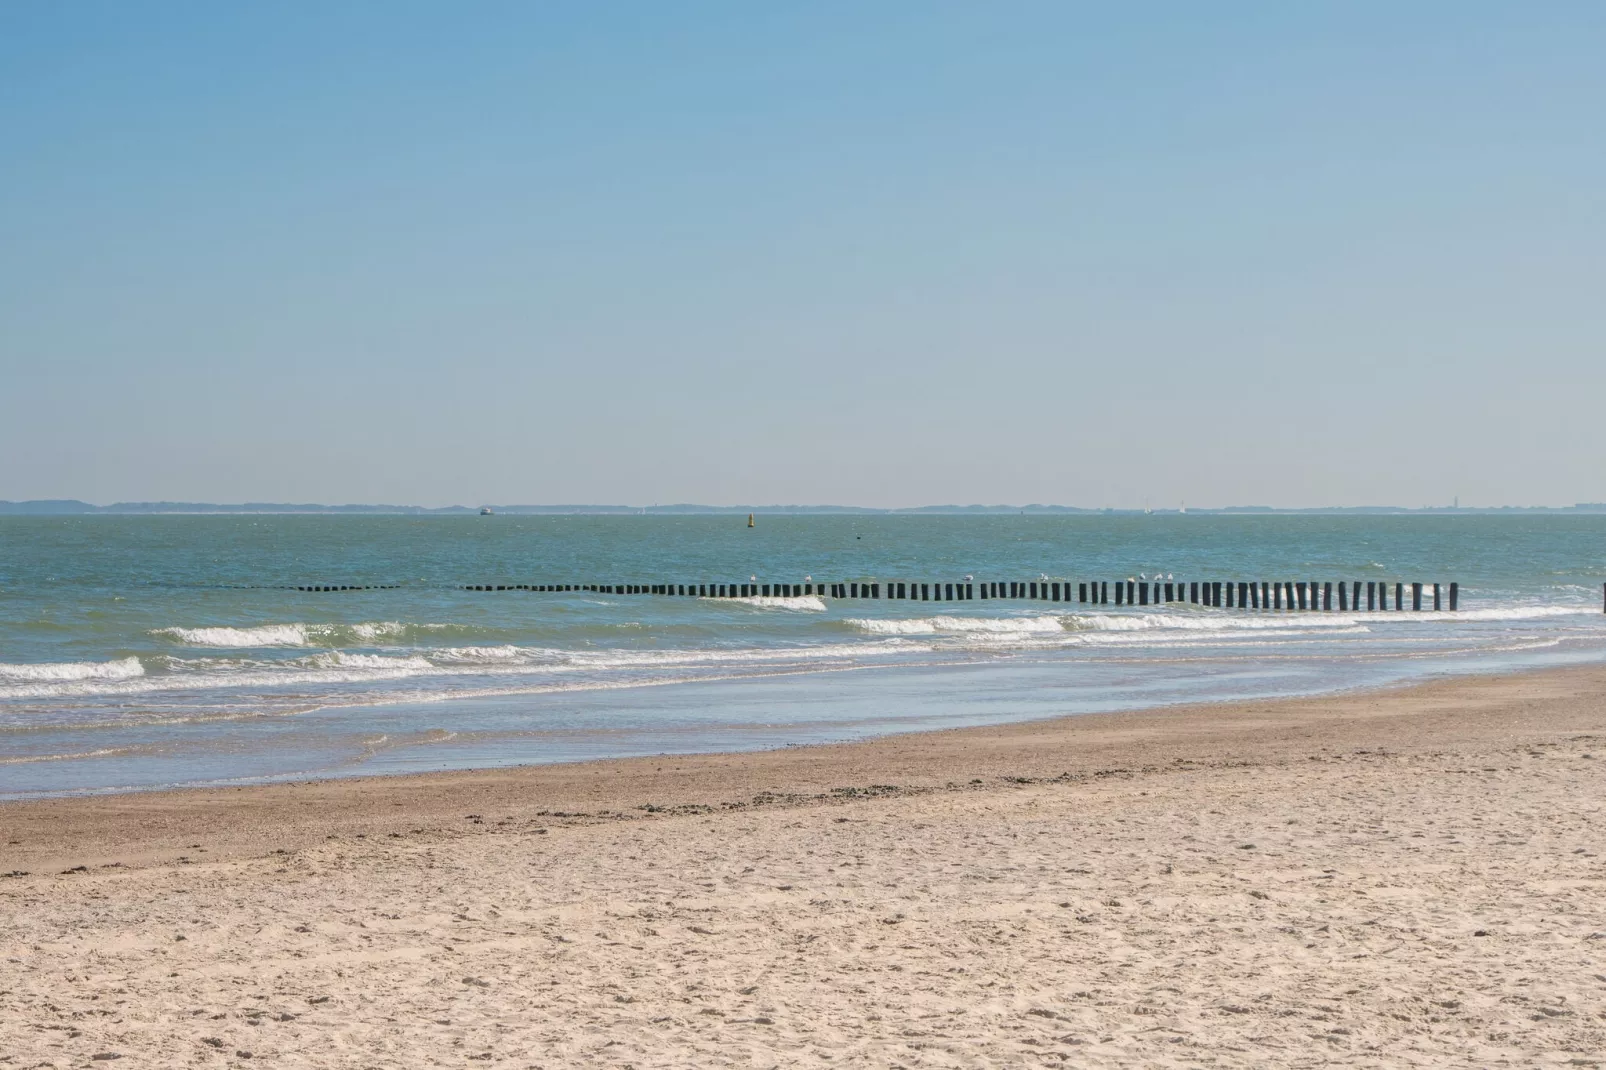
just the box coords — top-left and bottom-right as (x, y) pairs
(2, 513), (1604, 799)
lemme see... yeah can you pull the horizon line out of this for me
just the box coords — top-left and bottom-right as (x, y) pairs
(4, 499), (1606, 516)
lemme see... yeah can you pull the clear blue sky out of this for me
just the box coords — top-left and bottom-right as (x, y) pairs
(2, 2), (1602, 508)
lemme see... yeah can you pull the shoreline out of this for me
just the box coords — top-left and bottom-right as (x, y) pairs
(4, 661), (1603, 1066)
(4, 660), (1602, 875)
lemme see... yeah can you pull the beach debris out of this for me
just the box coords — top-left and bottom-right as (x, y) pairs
(2, 870), (28, 878)
(462, 976), (490, 987)
(306, 995), (330, 1004)
(91, 1055), (122, 1061)
(201, 1038), (224, 1048)
(61, 865), (88, 874)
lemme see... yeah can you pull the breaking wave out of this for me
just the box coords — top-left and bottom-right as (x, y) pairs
(153, 621), (414, 647)
(713, 596), (828, 611)
(0, 657), (145, 683)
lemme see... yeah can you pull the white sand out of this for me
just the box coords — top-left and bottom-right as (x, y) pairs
(3, 667), (1605, 1067)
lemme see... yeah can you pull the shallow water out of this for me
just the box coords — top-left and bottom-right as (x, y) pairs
(2, 514), (1604, 797)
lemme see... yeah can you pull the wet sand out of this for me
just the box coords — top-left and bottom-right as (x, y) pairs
(3, 665), (1605, 1067)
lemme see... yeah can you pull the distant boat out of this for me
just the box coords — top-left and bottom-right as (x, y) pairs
(747, 513), (755, 528)
(480, 507), (493, 516)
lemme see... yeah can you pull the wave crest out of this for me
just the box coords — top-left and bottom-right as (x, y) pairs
(0, 656), (145, 683)
(712, 596), (827, 611)
(154, 622), (411, 647)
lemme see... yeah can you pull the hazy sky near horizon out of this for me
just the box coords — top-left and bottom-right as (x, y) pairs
(2, 3), (1603, 509)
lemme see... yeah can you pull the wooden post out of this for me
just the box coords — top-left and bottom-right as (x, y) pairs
(1190, 581), (1199, 604)
(1413, 582), (1423, 611)
(1338, 583), (1348, 611)
(1433, 583), (1441, 611)
(1323, 582), (1332, 610)
(1079, 582), (1088, 603)
(1450, 582), (1458, 611)
(1395, 582), (1404, 610)
(1052, 582), (1061, 601)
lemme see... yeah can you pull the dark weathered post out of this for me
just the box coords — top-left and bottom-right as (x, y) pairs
(1100, 581), (1108, 604)
(1433, 583), (1441, 611)
(1450, 582), (1458, 611)
(1190, 581), (1199, 604)
(1413, 582), (1423, 611)
(1052, 582), (1061, 601)
(1079, 582), (1088, 603)
(1395, 582), (1404, 610)
(1323, 582), (1332, 611)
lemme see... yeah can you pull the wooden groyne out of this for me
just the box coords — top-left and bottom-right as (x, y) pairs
(272, 578), (1458, 609)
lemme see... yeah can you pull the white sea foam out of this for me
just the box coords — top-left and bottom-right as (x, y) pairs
(0, 656), (145, 683)
(156, 624), (313, 647)
(848, 615), (1067, 636)
(432, 645), (524, 662)
(154, 621), (411, 647)
(710, 595), (828, 611)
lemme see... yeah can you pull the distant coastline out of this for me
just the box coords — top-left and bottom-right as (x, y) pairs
(4, 499), (1606, 516)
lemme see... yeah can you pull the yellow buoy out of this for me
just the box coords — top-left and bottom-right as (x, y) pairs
(747, 513), (755, 528)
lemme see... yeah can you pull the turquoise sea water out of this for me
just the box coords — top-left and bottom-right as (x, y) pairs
(2, 514), (1603, 798)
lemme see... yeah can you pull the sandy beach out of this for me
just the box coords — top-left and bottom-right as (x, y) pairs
(3, 665), (1604, 1068)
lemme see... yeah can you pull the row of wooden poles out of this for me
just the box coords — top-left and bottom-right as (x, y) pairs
(432, 579), (1459, 611)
